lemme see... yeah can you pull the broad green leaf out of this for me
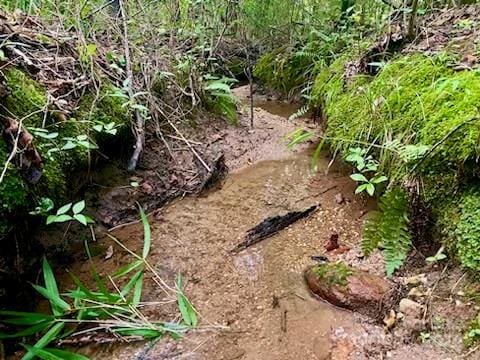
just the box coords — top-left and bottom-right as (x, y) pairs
(51, 214), (73, 224)
(350, 173), (368, 182)
(372, 176), (388, 184)
(73, 214), (87, 226)
(355, 184), (368, 194)
(22, 322), (65, 360)
(366, 183), (375, 196)
(72, 201), (85, 214)
(56, 203), (72, 215)
(61, 141), (76, 150)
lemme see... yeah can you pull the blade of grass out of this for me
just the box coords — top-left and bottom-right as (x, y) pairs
(0, 311), (54, 326)
(0, 321), (53, 339)
(120, 270), (143, 298)
(138, 204), (151, 259)
(112, 260), (143, 278)
(22, 345), (88, 360)
(176, 274), (197, 328)
(22, 322), (65, 360)
(32, 285), (71, 315)
(132, 272), (144, 307)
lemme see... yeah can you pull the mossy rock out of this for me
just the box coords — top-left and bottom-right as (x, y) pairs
(2, 68), (47, 127)
(305, 262), (391, 318)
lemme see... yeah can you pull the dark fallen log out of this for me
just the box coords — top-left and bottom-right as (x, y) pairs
(231, 204), (319, 253)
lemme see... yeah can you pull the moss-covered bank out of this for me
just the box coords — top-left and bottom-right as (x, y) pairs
(0, 68), (130, 239)
(308, 53), (480, 270)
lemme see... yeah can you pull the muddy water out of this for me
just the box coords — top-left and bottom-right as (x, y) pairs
(253, 99), (300, 119)
(68, 143), (372, 359)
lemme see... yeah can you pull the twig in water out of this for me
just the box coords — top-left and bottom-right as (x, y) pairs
(231, 205), (319, 253)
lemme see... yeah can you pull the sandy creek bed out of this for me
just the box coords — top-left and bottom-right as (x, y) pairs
(81, 151), (369, 360)
(26, 87), (478, 360)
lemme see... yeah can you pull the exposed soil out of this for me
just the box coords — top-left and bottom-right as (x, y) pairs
(22, 86), (480, 360)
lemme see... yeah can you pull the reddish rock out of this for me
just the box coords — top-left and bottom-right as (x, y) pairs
(305, 262), (391, 317)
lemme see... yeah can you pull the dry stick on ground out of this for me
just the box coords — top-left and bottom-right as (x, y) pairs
(118, 0), (145, 171)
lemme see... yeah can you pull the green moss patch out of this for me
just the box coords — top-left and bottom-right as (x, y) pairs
(312, 262), (353, 287)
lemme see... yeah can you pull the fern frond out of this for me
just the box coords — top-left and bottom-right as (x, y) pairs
(361, 188), (411, 277)
(288, 105), (309, 121)
(361, 210), (382, 256)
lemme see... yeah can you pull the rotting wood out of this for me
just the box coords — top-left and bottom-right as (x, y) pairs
(231, 204), (319, 253)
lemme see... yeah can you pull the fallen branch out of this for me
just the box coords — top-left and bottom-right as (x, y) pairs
(231, 204), (319, 253)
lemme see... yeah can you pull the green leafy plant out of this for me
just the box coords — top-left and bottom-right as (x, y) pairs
(288, 105), (309, 121)
(28, 128), (59, 140)
(203, 76), (238, 124)
(426, 246), (447, 263)
(92, 120), (121, 136)
(29, 197), (54, 216)
(346, 147), (388, 196)
(420, 331), (431, 343)
(46, 200), (94, 226)
(61, 135), (98, 151)
(0, 208), (197, 359)
(362, 188), (411, 277)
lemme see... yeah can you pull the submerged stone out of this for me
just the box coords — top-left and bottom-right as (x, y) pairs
(304, 262), (391, 317)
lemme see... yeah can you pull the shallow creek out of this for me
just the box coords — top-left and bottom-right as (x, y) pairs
(58, 101), (374, 360)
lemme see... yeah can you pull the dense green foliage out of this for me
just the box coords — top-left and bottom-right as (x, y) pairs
(362, 189), (411, 277)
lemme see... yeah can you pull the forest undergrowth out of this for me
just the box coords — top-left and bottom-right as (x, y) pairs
(3, 0), (480, 358)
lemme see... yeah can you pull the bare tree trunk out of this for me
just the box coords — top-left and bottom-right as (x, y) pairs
(407, 0), (419, 39)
